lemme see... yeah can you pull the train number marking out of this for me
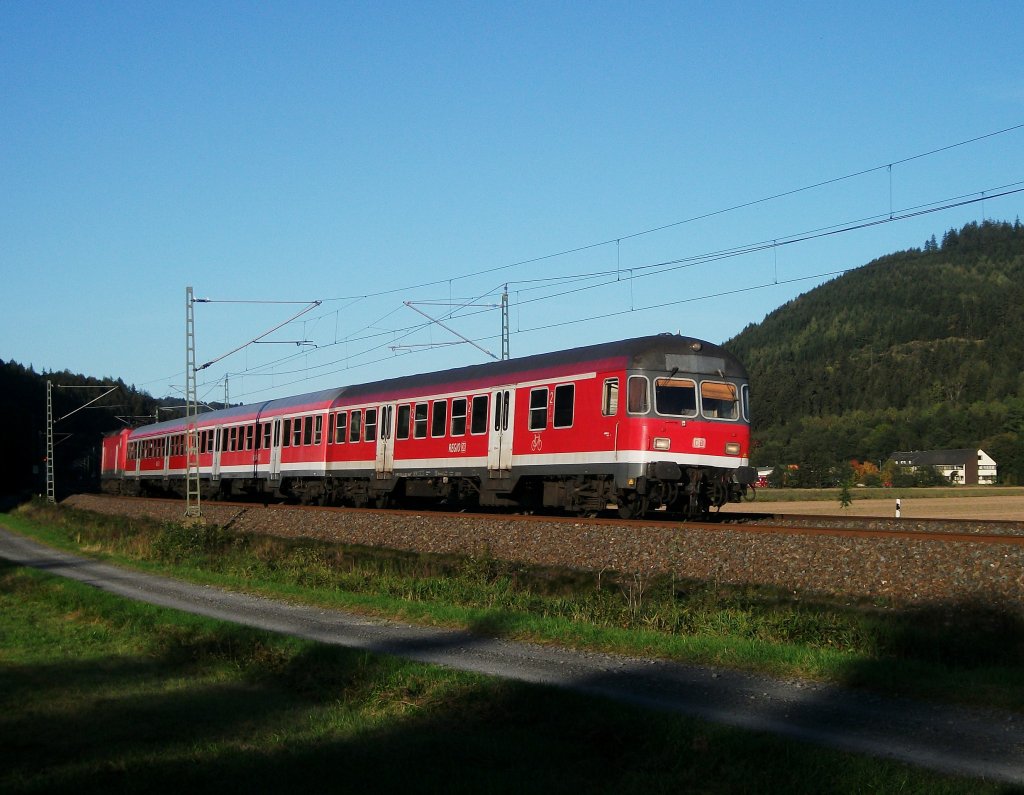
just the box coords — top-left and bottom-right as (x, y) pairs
(448, 441), (467, 454)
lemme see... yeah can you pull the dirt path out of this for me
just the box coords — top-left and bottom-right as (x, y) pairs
(2, 526), (1022, 785)
(722, 495), (1024, 520)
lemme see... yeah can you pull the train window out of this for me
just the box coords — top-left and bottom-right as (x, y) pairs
(327, 413), (334, 445)
(364, 408), (377, 442)
(470, 395), (488, 435)
(627, 376), (650, 414)
(742, 384), (750, 422)
(431, 400), (447, 437)
(314, 415), (323, 445)
(282, 419), (291, 447)
(246, 424), (255, 450)
(396, 405), (411, 440)
(700, 382), (739, 419)
(655, 378), (698, 417)
(293, 419), (303, 447)
(553, 384), (574, 428)
(350, 410), (362, 443)
(602, 379), (619, 416)
(379, 406), (392, 440)
(414, 403), (428, 439)
(529, 388), (548, 431)
(451, 398), (467, 436)
(302, 416), (312, 446)
(229, 427), (237, 452)
(335, 412), (347, 444)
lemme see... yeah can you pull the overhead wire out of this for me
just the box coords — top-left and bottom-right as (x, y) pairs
(222, 181), (1023, 401)
(146, 123), (1024, 400)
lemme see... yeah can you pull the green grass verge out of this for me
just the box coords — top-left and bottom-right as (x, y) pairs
(0, 556), (997, 793)
(3, 499), (1023, 717)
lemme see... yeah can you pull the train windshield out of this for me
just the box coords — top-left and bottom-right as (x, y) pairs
(654, 377), (698, 417)
(700, 381), (739, 419)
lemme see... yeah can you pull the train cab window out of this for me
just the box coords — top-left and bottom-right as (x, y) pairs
(335, 412), (347, 444)
(655, 378), (698, 417)
(350, 410), (362, 443)
(700, 382), (739, 419)
(529, 388), (548, 431)
(364, 408), (377, 442)
(414, 403), (428, 439)
(431, 400), (447, 437)
(553, 384), (574, 428)
(282, 419), (292, 447)
(396, 405), (411, 440)
(314, 415), (323, 445)
(602, 378), (619, 416)
(627, 376), (650, 414)
(470, 395), (488, 435)
(451, 398), (467, 436)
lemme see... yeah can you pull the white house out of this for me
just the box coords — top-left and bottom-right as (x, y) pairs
(889, 449), (998, 485)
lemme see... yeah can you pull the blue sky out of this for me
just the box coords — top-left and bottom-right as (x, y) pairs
(3, 1), (1023, 406)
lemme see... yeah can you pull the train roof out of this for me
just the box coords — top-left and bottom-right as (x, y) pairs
(129, 334), (744, 437)
(338, 333), (745, 401)
(130, 386), (345, 438)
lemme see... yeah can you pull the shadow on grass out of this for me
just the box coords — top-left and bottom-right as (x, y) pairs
(1, 595), (996, 795)
(831, 597), (1024, 709)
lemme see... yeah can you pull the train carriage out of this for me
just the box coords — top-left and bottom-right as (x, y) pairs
(102, 334), (755, 518)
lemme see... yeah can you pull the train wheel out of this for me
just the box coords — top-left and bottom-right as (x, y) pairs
(617, 494), (647, 519)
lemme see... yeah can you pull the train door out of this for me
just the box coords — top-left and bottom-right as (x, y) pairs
(487, 387), (515, 476)
(212, 427), (222, 481)
(269, 419), (282, 479)
(375, 403), (395, 478)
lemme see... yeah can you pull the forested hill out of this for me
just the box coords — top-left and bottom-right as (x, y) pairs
(724, 219), (1024, 484)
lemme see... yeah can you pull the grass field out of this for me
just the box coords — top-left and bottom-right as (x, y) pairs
(1, 500), (1019, 792)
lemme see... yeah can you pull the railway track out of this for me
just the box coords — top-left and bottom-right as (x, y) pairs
(82, 494), (1024, 545)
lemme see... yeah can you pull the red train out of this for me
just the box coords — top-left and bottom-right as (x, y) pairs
(101, 334), (755, 518)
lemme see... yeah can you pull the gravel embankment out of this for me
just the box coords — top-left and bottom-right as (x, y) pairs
(63, 494), (1024, 608)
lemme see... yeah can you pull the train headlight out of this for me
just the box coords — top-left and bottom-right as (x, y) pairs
(725, 442), (741, 455)
(653, 437), (671, 451)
